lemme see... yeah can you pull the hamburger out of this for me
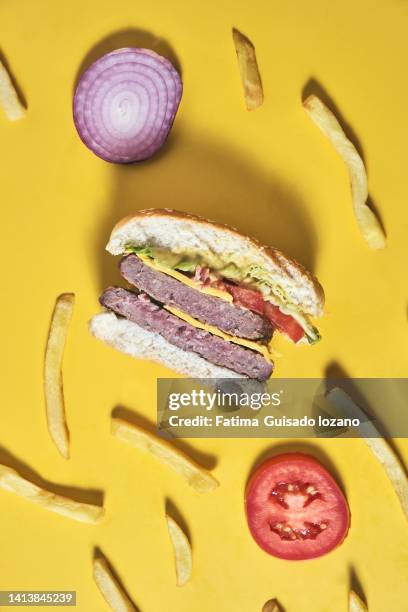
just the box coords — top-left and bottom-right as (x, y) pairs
(90, 209), (324, 380)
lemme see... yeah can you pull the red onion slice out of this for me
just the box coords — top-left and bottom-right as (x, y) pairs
(73, 48), (182, 163)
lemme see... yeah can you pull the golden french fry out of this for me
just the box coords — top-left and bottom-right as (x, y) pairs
(111, 417), (219, 493)
(44, 293), (75, 459)
(364, 437), (408, 519)
(166, 515), (192, 587)
(303, 94), (385, 250)
(232, 28), (263, 110)
(93, 556), (137, 612)
(0, 58), (26, 120)
(262, 598), (282, 612)
(0, 463), (104, 523)
(349, 589), (368, 612)
(328, 387), (408, 520)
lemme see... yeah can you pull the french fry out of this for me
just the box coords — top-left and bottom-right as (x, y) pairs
(111, 417), (219, 493)
(93, 556), (137, 612)
(0, 463), (104, 523)
(303, 94), (385, 250)
(232, 28), (263, 110)
(363, 437), (408, 520)
(0, 58), (26, 120)
(166, 515), (192, 587)
(327, 387), (408, 520)
(44, 293), (75, 459)
(349, 589), (368, 612)
(262, 598), (282, 612)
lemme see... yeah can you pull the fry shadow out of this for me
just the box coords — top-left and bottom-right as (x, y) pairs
(325, 360), (408, 475)
(112, 405), (217, 470)
(93, 547), (140, 611)
(349, 566), (367, 608)
(248, 440), (347, 494)
(325, 361), (376, 417)
(303, 78), (365, 160)
(165, 497), (192, 545)
(0, 446), (104, 507)
(262, 599), (286, 612)
(302, 77), (386, 237)
(0, 48), (27, 108)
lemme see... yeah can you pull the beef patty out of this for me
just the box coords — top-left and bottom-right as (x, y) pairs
(100, 286), (273, 380)
(119, 254), (272, 341)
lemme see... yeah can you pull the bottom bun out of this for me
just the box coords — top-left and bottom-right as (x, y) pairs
(89, 312), (244, 378)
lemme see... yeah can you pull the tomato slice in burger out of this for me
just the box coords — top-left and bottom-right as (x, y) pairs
(245, 453), (350, 560)
(264, 302), (305, 343)
(225, 284), (265, 316)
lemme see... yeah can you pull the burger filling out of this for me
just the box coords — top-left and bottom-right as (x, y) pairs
(100, 287), (273, 381)
(124, 245), (321, 344)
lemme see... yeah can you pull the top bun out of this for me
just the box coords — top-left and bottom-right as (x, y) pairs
(107, 208), (324, 317)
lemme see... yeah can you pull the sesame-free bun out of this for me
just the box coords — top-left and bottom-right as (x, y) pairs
(107, 208), (324, 317)
(89, 312), (243, 378)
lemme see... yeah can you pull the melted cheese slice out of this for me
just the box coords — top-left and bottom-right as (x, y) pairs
(136, 253), (275, 363)
(165, 305), (274, 364)
(137, 254), (233, 302)
(136, 253), (318, 343)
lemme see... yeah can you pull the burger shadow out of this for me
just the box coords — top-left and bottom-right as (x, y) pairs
(247, 441), (347, 494)
(95, 129), (319, 292)
(77, 31), (319, 292)
(302, 77), (386, 236)
(112, 405), (217, 471)
(0, 445), (104, 507)
(74, 28), (182, 93)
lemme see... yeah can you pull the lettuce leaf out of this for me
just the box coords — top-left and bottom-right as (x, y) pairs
(220, 263), (242, 280)
(125, 245), (196, 272)
(125, 244), (154, 258)
(174, 261), (197, 272)
(122, 249), (322, 342)
(247, 265), (289, 302)
(306, 327), (321, 344)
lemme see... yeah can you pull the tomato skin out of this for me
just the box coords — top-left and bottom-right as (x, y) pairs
(225, 284), (265, 316)
(245, 453), (350, 561)
(264, 302), (305, 343)
(216, 280), (306, 343)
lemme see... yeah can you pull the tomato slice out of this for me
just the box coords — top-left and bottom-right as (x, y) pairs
(245, 453), (350, 560)
(225, 284), (265, 316)
(215, 280), (307, 344)
(264, 302), (305, 343)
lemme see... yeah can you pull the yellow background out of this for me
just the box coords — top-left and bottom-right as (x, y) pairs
(1, 0), (408, 610)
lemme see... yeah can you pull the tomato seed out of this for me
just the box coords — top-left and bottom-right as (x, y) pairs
(270, 520), (329, 541)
